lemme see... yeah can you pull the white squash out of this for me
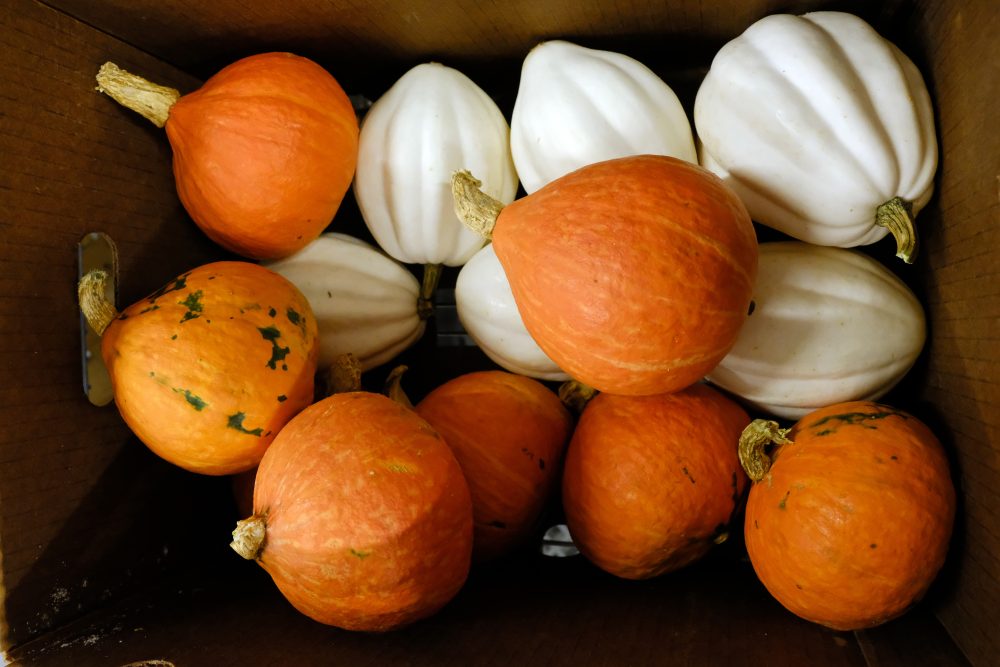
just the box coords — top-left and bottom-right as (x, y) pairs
(694, 11), (937, 263)
(456, 244), (569, 382)
(354, 62), (518, 268)
(511, 40), (697, 194)
(705, 241), (926, 419)
(264, 233), (426, 372)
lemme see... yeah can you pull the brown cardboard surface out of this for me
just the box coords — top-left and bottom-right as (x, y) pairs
(0, 0), (996, 664)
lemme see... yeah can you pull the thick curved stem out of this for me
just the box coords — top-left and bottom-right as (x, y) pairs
(78, 269), (118, 336)
(558, 380), (598, 415)
(452, 170), (504, 240)
(96, 62), (179, 128)
(875, 197), (918, 264)
(417, 263), (442, 321)
(383, 365), (414, 410)
(738, 419), (793, 483)
(319, 352), (363, 398)
(231, 514), (267, 560)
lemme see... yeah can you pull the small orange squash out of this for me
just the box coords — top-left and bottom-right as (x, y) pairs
(231, 392), (473, 632)
(78, 262), (318, 475)
(96, 53), (359, 260)
(453, 155), (757, 395)
(412, 370), (573, 561)
(741, 401), (956, 630)
(561, 383), (750, 579)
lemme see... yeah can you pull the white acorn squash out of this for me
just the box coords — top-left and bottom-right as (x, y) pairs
(705, 241), (926, 419)
(511, 40), (697, 194)
(354, 62), (518, 268)
(264, 233), (426, 372)
(456, 244), (569, 382)
(694, 11), (937, 263)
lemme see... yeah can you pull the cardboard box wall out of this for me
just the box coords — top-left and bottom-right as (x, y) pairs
(0, 0), (996, 664)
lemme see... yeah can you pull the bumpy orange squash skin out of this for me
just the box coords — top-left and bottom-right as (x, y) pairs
(492, 155), (757, 396)
(562, 384), (750, 579)
(744, 401), (956, 631)
(414, 371), (573, 561)
(251, 392), (473, 632)
(166, 52), (359, 260)
(102, 261), (318, 475)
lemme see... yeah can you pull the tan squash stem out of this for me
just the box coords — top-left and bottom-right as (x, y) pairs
(738, 419), (794, 483)
(319, 352), (363, 397)
(452, 170), (504, 240)
(230, 514), (267, 560)
(875, 197), (918, 264)
(383, 365), (414, 410)
(96, 62), (180, 128)
(558, 380), (598, 415)
(417, 263), (442, 321)
(78, 269), (118, 336)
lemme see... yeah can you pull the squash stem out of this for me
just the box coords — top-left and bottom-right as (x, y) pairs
(417, 263), (442, 320)
(383, 365), (414, 410)
(231, 514), (267, 560)
(452, 170), (504, 240)
(558, 380), (598, 414)
(78, 269), (118, 336)
(875, 197), (918, 264)
(96, 62), (180, 128)
(319, 352), (363, 397)
(738, 419), (794, 483)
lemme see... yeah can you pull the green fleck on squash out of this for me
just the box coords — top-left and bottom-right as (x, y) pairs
(228, 411), (264, 437)
(174, 388), (208, 411)
(258, 326), (291, 370)
(179, 290), (204, 322)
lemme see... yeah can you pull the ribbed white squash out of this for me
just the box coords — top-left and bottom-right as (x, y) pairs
(456, 244), (569, 381)
(705, 242), (925, 419)
(511, 40), (697, 194)
(354, 62), (518, 267)
(694, 12), (937, 262)
(264, 233), (425, 372)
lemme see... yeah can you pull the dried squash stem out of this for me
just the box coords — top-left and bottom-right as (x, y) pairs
(96, 62), (180, 128)
(78, 269), (118, 336)
(452, 170), (505, 240)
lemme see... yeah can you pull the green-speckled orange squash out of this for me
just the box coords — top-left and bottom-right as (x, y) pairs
(80, 261), (318, 475)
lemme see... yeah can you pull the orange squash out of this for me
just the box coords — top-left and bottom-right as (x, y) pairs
(96, 53), (359, 260)
(561, 383), (750, 579)
(78, 262), (318, 475)
(741, 401), (956, 630)
(453, 155), (757, 395)
(231, 392), (473, 632)
(413, 370), (573, 561)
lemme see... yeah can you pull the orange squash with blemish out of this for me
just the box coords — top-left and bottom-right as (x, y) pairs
(231, 392), (473, 631)
(740, 401), (956, 630)
(79, 261), (318, 475)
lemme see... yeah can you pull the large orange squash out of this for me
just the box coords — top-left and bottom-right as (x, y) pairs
(231, 392), (473, 632)
(96, 53), (359, 260)
(78, 262), (318, 475)
(741, 401), (956, 630)
(412, 370), (573, 561)
(453, 155), (757, 395)
(562, 383), (750, 579)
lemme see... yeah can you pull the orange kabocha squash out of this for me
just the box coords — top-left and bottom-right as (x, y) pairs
(231, 392), (473, 632)
(96, 53), (359, 260)
(562, 384), (750, 579)
(412, 370), (573, 561)
(78, 262), (318, 475)
(740, 401), (956, 630)
(453, 155), (757, 395)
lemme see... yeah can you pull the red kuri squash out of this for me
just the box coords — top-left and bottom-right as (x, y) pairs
(453, 155), (757, 395)
(78, 262), (318, 475)
(412, 370), (573, 560)
(562, 383), (750, 579)
(741, 401), (956, 630)
(231, 392), (473, 631)
(96, 53), (359, 260)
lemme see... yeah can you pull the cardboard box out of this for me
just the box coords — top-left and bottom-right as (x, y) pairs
(0, 0), (995, 664)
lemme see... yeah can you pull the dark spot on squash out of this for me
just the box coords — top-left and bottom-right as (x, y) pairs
(349, 548), (370, 559)
(208, 276), (215, 280)
(258, 326), (291, 370)
(268, 307), (277, 317)
(795, 583), (804, 590)
(277, 395), (287, 402)
(538, 458), (545, 470)
(227, 412), (263, 437)
(327, 291), (333, 298)
(747, 300), (756, 316)
(870, 543), (878, 549)
(891, 455), (899, 461)
(488, 520), (507, 529)
(754, 519), (759, 529)
(173, 388), (207, 411)
(682, 467), (696, 484)
(139, 304), (160, 314)
(810, 410), (907, 431)
(170, 334), (177, 340)
(521, 447), (534, 460)
(817, 429), (835, 436)
(778, 490), (790, 510)
(287, 308), (301, 325)
(147, 274), (189, 303)
(179, 290), (204, 323)
(875, 456), (885, 464)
